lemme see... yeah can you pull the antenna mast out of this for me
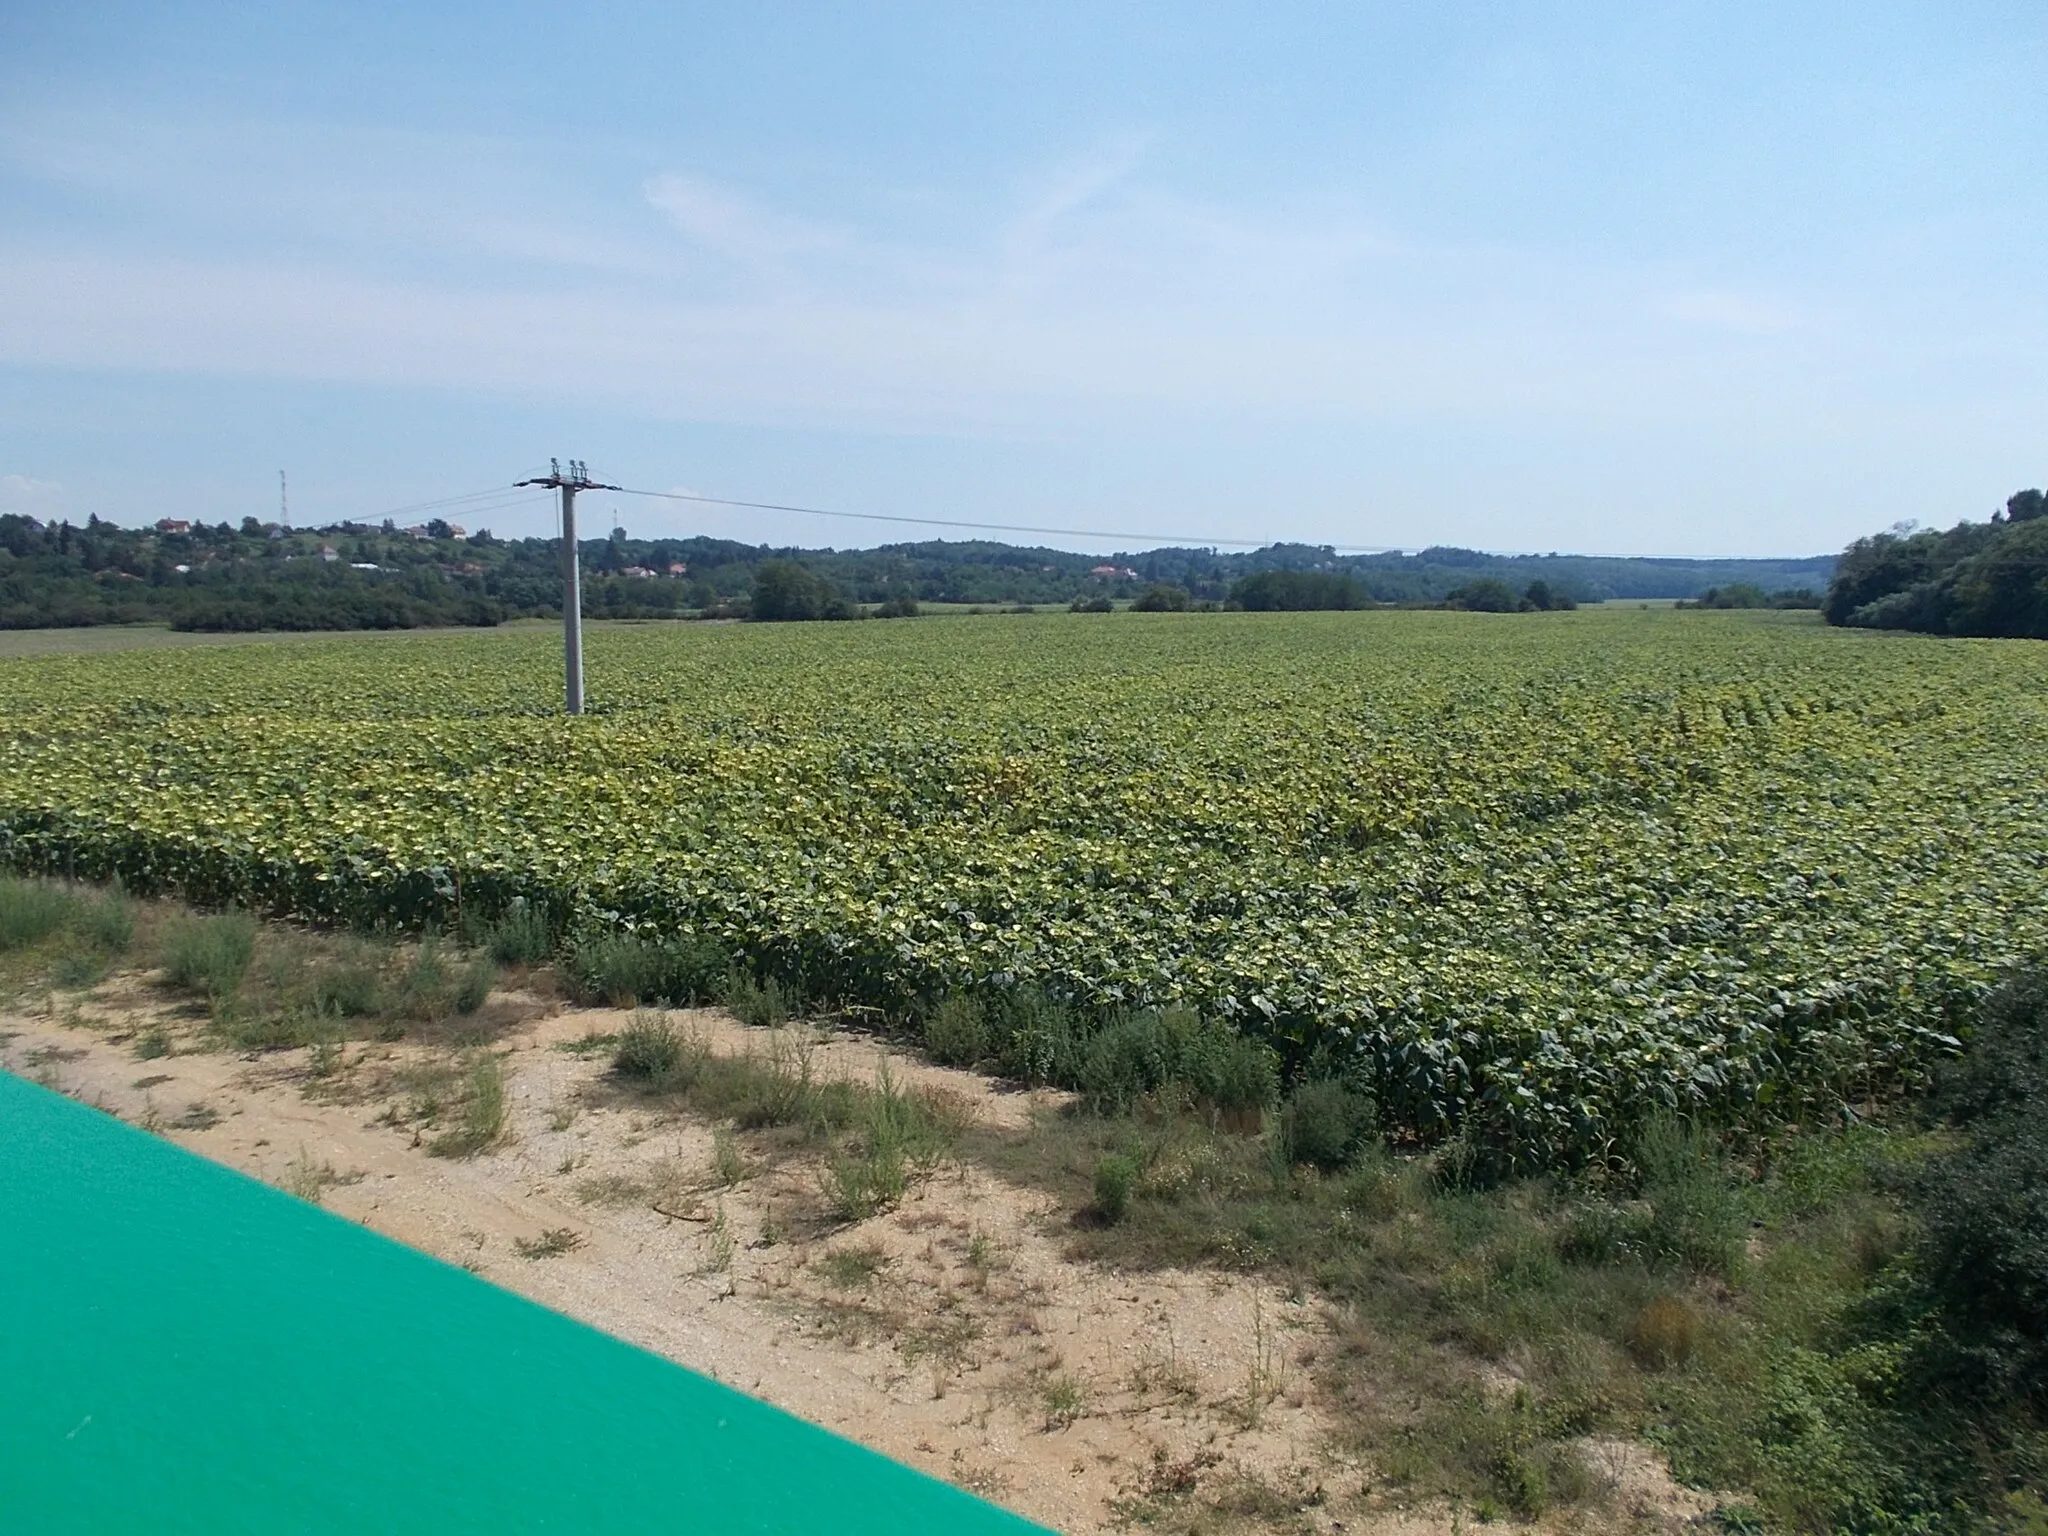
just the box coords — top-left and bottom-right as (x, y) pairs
(279, 470), (289, 529)
(514, 458), (620, 715)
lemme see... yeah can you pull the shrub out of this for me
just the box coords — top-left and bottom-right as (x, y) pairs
(1279, 1080), (1375, 1170)
(1625, 1294), (1698, 1368)
(1068, 595), (1114, 613)
(749, 560), (854, 622)
(1445, 577), (1523, 613)
(1919, 963), (2048, 1398)
(613, 1010), (705, 1092)
(454, 957), (496, 1015)
(721, 969), (791, 1029)
(566, 932), (730, 1007)
(0, 877), (74, 950)
(985, 989), (1088, 1085)
(486, 901), (554, 965)
(1077, 1007), (1279, 1117)
(1094, 1153), (1138, 1223)
(51, 944), (110, 989)
(313, 961), (385, 1017)
(922, 993), (989, 1067)
(397, 935), (455, 1020)
(1636, 1116), (1745, 1278)
(817, 1065), (954, 1221)
(826, 1143), (907, 1222)
(161, 912), (257, 1000)
(1936, 963), (2048, 1127)
(74, 888), (135, 952)
(1558, 1199), (1648, 1265)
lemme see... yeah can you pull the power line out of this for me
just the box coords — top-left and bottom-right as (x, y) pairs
(366, 485), (555, 522)
(610, 485), (1404, 555)
(368, 477), (1803, 566)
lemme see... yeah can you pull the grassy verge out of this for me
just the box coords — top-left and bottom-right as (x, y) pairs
(960, 1081), (2045, 1529)
(0, 875), (137, 991)
(10, 872), (2040, 1529)
(609, 1010), (972, 1222)
(0, 873), (504, 1051)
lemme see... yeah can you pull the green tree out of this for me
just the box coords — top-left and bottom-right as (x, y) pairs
(1130, 583), (1191, 612)
(1445, 577), (1521, 612)
(1230, 570), (1367, 611)
(748, 560), (852, 622)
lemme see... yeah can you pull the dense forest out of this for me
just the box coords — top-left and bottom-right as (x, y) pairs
(1823, 489), (2048, 639)
(0, 510), (1836, 631)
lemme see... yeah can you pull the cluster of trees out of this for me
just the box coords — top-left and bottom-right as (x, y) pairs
(1441, 577), (1578, 613)
(1822, 490), (2048, 639)
(1679, 583), (1821, 610)
(744, 560), (857, 622)
(1102, 542), (1832, 605)
(1230, 569), (1370, 610)
(1077, 571), (1581, 616)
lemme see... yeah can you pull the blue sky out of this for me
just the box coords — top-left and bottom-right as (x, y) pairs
(2, 3), (2043, 556)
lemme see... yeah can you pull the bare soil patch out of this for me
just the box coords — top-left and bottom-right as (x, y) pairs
(4, 978), (1710, 1535)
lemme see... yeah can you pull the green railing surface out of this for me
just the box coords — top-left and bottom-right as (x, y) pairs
(0, 1072), (1046, 1534)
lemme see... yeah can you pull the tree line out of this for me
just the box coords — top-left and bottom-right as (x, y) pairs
(0, 510), (1836, 632)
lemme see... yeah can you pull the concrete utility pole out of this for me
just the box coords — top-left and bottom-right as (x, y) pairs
(516, 458), (619, 714)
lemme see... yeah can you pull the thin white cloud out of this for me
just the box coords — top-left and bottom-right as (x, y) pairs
(995, 136), (1151, 280)
(644, 174), (852, 270)
(0, 121), (2036, 463)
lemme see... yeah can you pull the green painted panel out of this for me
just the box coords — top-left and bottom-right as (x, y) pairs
(0, 1073), (1046, 1534)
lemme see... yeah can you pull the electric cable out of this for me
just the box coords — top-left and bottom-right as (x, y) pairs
(610, 485), (1403, 555)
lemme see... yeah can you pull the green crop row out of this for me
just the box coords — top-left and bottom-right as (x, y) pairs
(3, 609), (2044, 1168)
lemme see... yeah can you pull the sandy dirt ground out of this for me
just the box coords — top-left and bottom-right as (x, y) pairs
(2, 984), (1716, 1535)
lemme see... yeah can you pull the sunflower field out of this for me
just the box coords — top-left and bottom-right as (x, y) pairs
(4, 609), (2044, 1164)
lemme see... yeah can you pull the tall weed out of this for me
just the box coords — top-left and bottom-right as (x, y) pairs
(485, 901), (554, 966)
(1637, 1115), (1746, 1278)
(161, 912), (257, 1000)
(0, 877), (75, 950)
(567, 932), (730, 1006)
(428, 1052), (508, 1157)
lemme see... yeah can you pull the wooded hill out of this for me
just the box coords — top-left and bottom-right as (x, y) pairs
(0, 511), (1835, 631)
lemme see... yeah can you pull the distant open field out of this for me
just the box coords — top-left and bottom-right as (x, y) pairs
(2, 607), (2042, 1164)
(0, 624), (278, 657)
(0, 620), (559, 657)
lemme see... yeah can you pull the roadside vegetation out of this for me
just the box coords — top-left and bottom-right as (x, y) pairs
(5, 867), (2045, 1528)
(0, 873), (508, 1058)
(569, 930), (2048, 1530)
